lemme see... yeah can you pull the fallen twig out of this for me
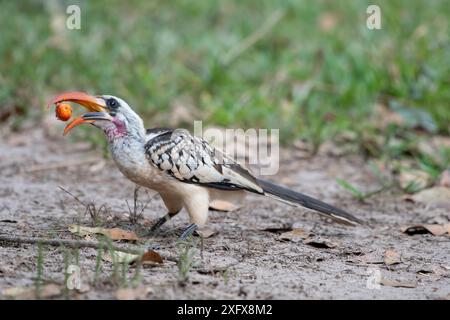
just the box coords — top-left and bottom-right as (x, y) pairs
(0, 235), (178, 263)
(58, 186), (109, 226)
(58, 186), (87, 206)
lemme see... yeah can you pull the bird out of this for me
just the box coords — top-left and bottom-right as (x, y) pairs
(50, 92), (362, 240)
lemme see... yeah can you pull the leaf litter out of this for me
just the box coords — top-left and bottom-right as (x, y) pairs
(401, 224), (450, 236)
(102, 249), (163, 265)
(278, 228), (338, 248)
(68, 224), (139, 241)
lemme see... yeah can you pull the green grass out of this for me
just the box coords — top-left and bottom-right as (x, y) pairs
(177, 239), (198, 285)
(0, 0), (449, 145)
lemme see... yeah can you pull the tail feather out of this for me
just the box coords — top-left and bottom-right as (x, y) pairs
(257, 179), (362, 226)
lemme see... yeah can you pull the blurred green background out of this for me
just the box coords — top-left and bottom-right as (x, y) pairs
(0, 0), (449, 149)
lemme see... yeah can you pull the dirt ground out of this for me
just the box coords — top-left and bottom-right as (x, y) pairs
(0, 126), (449, 300)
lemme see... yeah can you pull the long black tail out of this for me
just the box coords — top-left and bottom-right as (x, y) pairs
(257, 179), (362, 226)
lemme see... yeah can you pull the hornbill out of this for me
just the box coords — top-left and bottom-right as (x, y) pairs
(50, 92), (362, 240)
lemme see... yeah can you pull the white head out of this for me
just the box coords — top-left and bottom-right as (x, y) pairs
(50, 92), (146, 143)
(91, 95), (145, 142)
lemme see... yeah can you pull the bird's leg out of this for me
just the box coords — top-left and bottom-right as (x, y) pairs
(142, 211), (178, 237)
(151, 212), (178, 232)
(179, 189), (208, 241)
(178, 223), (198, 241)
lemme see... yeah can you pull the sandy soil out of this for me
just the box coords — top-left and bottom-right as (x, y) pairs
(0, 127), (449, 300)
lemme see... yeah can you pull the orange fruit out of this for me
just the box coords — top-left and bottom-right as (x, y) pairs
(55, 103), (72, 121)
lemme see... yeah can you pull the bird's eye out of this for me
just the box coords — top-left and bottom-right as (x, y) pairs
(107, 98), (118, 109)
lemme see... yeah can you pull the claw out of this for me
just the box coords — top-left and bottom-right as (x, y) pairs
(178, 223), (198, 241)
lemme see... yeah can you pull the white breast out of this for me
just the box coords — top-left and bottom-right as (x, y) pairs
(110, 138), (168, 191)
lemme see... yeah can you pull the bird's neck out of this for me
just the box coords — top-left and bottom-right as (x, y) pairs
(108, 120), (153, 186)
(105, 117), (146, 145)
(108, 119), (146, 170)
(109, 133), (145, 161)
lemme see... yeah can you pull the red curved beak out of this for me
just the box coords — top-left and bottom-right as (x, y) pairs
(63, 112), (113, 136)
(48, 91), (108, 135)
(48, 91), (106, 111)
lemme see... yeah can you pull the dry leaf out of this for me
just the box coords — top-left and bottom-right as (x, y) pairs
(401, 224), (450, 236)
(0, 219), (17, 223)
(380, 277), (417, 288)
(102, 228), (139, 241)
(261, 226), (293, 233)
(279, 228), (311, 243)
(103, 249), (164, 265)
(303, 236), (337, 249)
(2, 287), (35, 299)
(2, 284), (61, 299)
(139, 250), (164, 265)
(68, 225), (97, 237)
(68, 225), (139, 241)
(209, 200), (240, 212)
(115, 286), (151, 300)
(384, 250), (401, 266)
(195, 228), (218, 239)
(416, 265), (449, 280)
(404, 187), (450, 208)
(102, 251), (139, 264)
(446, 224), (450, 234)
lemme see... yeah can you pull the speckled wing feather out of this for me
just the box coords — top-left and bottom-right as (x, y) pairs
(144, 128), (362, 225)
(144, 128), (263, 193)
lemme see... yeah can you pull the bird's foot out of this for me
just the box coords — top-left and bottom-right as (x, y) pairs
(140, 213), (175, 237)
(178, 223), (198, 241)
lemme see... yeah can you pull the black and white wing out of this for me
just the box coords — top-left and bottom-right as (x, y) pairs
(144, 128), (362, 225)
(144, 128), (263, 193)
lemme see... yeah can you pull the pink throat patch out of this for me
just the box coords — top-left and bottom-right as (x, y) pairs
(105, 118), (127, 139)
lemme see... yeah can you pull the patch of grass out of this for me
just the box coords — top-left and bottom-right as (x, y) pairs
(34, 241), (45, 298)
(93, 240), (104, 285)
(62, 246), (70, 299)
(336, 178), (392, 201)
(0, 0), (448, 143)
(2, 1), (449, 197)
(130, 259), (143, 288)
(417, 151), (450, 180)
(403, 180), (424, 194)
(336, 178), (366, 201)
(60, 245), (82, 299)
(125, 186), (151, 227)
(59, 186), (108, 227)
(177, 239), (198, 285)
(85, 202), (108, 227)
(222, 268), (231, 286)
(104, 238), (122, 285)
(102, 237), (143, 288)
